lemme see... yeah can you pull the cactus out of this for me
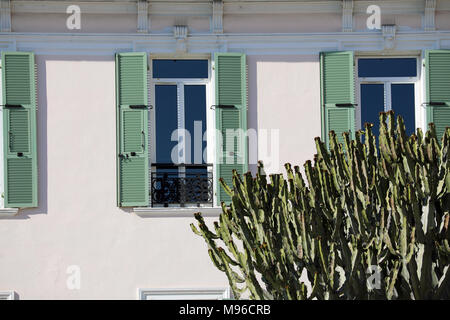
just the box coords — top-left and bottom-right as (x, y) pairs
(191, 111), (450, 300)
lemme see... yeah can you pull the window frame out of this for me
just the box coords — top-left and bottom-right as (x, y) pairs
(355, 55), (423, 133)
(138, 287), (231, 300)
(148, 55), (217, 208)
(0, 291), (15, 300)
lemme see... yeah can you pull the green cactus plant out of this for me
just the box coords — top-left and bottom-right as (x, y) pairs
(191, 111), (450, 300)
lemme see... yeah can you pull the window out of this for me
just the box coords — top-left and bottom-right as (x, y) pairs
(150, 59), (213, 207)
(320, 51), (449, 149)
(138, 288), (231, 300)
(116, 53), (248, 209)
(357, 57), (418, 136)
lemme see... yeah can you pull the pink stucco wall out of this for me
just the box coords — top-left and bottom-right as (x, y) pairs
(354, 13), (422, 31)
(0, 56), (228, 299)
(248, 55), (321, 174)
(436, 12), (450, 30)
(12, 13), (138, 33)
(2, 1), (449, 299)
(224, 13), (341, 33)
(0, 53), (322, 299)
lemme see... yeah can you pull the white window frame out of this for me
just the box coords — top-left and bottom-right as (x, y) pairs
(0, 291), (15, 300)
(148, 55), (217, 208)
(355, 55), (424, 134)
(138, 287), (231, 300)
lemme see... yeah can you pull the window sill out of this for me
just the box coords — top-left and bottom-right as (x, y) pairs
(138, 287), (231, 300)
(133, 206), (222, 218)
(0, 208), (19, 218)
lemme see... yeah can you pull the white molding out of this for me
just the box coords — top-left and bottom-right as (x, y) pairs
(10, 0), (450, 16)
(342, 0), (353, 32)
(1, 30), (450, 56)
(0, 291), (15, 300)
(0, 208), (18, 218)
(138, 287), (231, 300)
(173, 25), (188, 53)
(133, 206), (222, 218)
(137, 0), (149, 33)
(0, 0), (10, 32)
(424, 0), (436, 31)
(382, 25), (397, 50)
(212, 0), (223, 34)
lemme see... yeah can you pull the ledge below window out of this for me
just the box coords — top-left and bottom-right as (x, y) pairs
(133, 207), (223, 218)
(0, 208), (19, 218)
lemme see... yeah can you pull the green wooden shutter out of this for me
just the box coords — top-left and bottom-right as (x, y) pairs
(215, 53), (248, 204)
(320, 51), (355, 147)
(425, 50), (450, 141)
(2, 52), (38, 208)
(116, 52), (149, 207)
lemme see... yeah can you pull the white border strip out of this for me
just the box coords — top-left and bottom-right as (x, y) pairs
(138, 287), (231, 300)
(133, 206), (222, 218)
(0, 208), (19, 218)
(0, 291), (15, 300)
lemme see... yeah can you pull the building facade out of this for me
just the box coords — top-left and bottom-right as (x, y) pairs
(0, 0), (449, 299)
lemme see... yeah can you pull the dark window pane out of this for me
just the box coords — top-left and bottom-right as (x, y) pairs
(184, 85), (207, 164)
(361, 84), (385, 137)
(358, 58), (417, 77)
(391, 84), (415, 136)
(155, 85), (178, 163)
(153, 60), (208, 79)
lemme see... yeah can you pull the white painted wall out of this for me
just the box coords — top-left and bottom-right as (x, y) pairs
(224, 13), (342, 33)
(248, 55), (321, 175)
(12, 13), (138, 33)
(0, 52), (322, 299)
(0, 56), (228, 299)
(1, 0), (450, 299)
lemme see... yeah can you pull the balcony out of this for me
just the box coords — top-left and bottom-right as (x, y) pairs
(150, 163), (214, 207)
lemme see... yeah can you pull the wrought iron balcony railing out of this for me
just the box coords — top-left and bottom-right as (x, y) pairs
(150, 163), (214, 207)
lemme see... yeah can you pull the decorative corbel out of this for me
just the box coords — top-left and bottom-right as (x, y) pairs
(424, 0), (436, 31)
(382, 24), (397, 50)
(212, 0), (223, 34)
(0, 0), (11, 32)
(137, 0), (149, 33)
(174, 25), (188, 53)
(342, 0), (353, 32)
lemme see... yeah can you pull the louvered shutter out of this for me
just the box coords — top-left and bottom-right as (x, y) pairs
(215, 53), (248, 204)
(2, 52), (38, 208)
(320, 51), (355, 147)
(425, 50), (450, 141)
(116, 53), (149, 207)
